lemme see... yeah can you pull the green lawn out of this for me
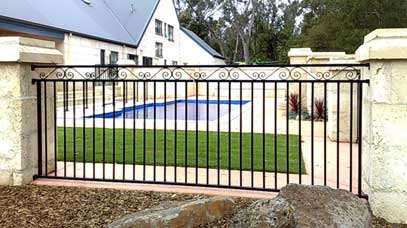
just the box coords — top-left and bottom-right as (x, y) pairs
(57, 127), (305, 174)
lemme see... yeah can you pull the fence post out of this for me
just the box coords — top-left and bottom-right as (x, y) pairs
(0, 37), (62, 185)
(356, 29), (407, 224)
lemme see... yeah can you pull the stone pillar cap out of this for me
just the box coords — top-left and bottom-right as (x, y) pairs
(0, 36), (63, 64)
(307, 52), (347, 62)
(356, 29), (407, 62)
(328, 55), (359, 71)
(288, 48), (312, 57)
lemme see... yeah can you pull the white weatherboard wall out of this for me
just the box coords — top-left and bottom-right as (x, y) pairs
(356, 29), (407, 224)
(137, 0), (181, 65)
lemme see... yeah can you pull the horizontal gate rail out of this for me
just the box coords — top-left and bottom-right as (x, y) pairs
(32, 64), (369, 198)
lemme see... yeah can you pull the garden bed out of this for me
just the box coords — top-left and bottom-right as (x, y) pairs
(0, 185), (402, 227)
(0, 185), (251, 228)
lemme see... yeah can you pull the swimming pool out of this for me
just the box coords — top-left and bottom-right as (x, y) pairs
(91, 99), (250, 121)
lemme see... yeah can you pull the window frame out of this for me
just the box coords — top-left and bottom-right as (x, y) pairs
(128, 54), (138, 65)
(155, 19), (163, 36)
(155, 42), (163, 58)
(168, 25), (174, 42)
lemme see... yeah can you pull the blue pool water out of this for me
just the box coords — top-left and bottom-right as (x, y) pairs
(91, 100), (250, 121)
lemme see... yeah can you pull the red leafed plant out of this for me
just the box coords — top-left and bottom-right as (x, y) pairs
(314, 99), (326, 121)
(289, 93), (301, 114)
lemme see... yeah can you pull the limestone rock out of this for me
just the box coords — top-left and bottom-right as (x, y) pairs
(232, 184), (372, 228)
(231, 197), (295, 228)
(109, 196), (235, 228)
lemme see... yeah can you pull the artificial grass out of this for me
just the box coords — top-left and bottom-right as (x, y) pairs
(57, 127), (305, 174)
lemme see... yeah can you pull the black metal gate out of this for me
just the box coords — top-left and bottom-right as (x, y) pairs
(32, 64), (369, 197)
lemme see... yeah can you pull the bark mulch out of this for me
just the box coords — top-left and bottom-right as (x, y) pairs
(0, 184), (406, 228)
(0, 185), (202, 228)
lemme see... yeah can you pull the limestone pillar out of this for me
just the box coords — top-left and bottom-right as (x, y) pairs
(327, 56), (359, 142)
(0, 37), (63, 185)
(356, 29), (407, 223)
(287, 48), (312, 116)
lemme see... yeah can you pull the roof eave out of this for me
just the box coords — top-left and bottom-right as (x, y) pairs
(0, 15), (139, 49)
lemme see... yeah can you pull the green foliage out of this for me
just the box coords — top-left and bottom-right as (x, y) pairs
(176, 0), (407, 63)
(298, 0), (407, 53)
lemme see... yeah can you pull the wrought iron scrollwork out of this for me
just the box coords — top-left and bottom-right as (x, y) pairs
(32, 64), (366, 81)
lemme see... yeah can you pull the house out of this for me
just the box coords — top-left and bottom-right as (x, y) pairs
(0, 0), (225, 66)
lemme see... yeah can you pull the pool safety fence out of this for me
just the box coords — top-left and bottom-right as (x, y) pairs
(31, 64), (369, 197)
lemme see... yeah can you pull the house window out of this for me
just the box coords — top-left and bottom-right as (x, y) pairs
(100, 49), (106, 65)
(143, 57), (153, 66)
(128, 54), (138, 65)
(155, 42), (163, 58)
(155, 19), (163, 36)
(110, 51), (119, 64)
(172, 61), (178, 65)
(168, 25), (174, 41)
(164, 23), (167, 38)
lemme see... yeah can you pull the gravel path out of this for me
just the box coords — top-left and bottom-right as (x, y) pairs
(0, 185), (405, 228)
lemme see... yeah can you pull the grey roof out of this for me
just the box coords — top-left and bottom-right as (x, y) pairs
(0, 0), (160, 47)
(181, 27), (224, 59)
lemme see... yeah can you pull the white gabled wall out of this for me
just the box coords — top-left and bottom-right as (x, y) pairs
(137, 0), (181, 65)
(59, 0), (224, 66)
(179, 31), (225, 65)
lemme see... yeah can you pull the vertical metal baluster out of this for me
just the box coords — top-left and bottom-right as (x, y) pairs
(262, 81), (266, 189)
(92, 81), (96, 179)
(239, 82), (243, 187)
(82, 82), (86, 178)
(206, 82), (209, 185)
(196, 82), (199, 184)
(164, 81), (167, 182)
(299, 82), (302, 184)
(324, 82), (327, 186)
(185, 82), (188, 183)
(102, 81), (106, 180)
(286, 82), (289, 184)
(54, 82), (57, 177)
(311, 82), (314, 185)
(37, 81), (43, 177)
(228, 81), (232, 186)
(44, 82), (48, 176)
(274, 82), (278, 190)
(337, 82), (341, 189)
(62, 82), (68, 177)
(357, 82), (363, 197)
(349, 82), (354, 192)
(251, 81), (254, 188)
(63, 82), (67, 177)
(143, 81), (146, 181)
(153, 81), (156, 182)
(217, 81), (220, 186)
(85, 81), (88, 109)
(123, 81), (126, 180)
(73, 81), (76, 178)
(133, 81), (136, 181)
(113, 81), (116, 180)
(174, 81), (178, 183)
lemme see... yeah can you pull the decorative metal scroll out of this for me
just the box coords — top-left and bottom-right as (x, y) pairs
(33, 64), (366, 81)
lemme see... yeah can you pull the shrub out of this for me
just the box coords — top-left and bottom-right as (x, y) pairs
(289, 93), (301, 114)
(314, 99), (326, 121)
